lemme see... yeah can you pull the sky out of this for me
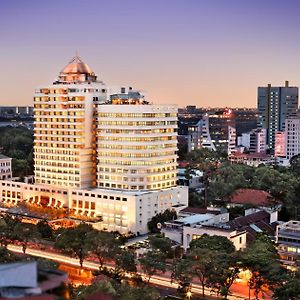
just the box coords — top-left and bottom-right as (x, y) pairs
(1, 0), (300, 108)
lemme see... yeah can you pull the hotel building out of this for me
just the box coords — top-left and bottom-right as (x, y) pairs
(0, 56), (188, 234)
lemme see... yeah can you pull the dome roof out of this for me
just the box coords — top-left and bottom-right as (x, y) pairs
(60, 55), (94, 75)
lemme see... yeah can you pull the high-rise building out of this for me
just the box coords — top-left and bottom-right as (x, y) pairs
(285, 116), (300, 160)
(1, 56), (188, 234)
(249, 128), (266, 153)
(187, 109), (236, 154)
(257, 81), (298, 150)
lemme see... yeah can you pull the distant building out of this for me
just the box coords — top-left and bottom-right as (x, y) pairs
(229, 152), (275, 167)
(177, 168), (203, 189)
(249, 128), (266, 153)
(257, 81), (298, 150)
(0, 154), (12, 180)
(285, 116), (300, 160)
(274, 131), (286, 158)
(187, 109), (236, 154)
(276, 220), (300, 267)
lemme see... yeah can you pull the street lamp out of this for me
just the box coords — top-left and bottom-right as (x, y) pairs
(186, 290), (192, 299)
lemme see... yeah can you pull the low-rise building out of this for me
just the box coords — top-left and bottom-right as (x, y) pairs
(0, 261), (67, 299)
(0, 155), (12, 180)
(226, 188), (281, 211)
(177, 168), (203, 189)
(183, 225), (246, 251)
(276, 220), (300, 266)
(229, 152), (275, 167)
(162, 207), (231, 246)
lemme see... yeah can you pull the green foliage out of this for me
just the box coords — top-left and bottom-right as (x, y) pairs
(274, 270), (300, 300)
(86, 230), (121, 269)
(69, 279), (160, 300)
(55, 223), (93, 267)
(189, 234), (235, 253)
(147, 209), (177, 233)
(13, 222), (39, 253)
(188, 190), (205, 208)
(0, 126), (33, 177)
(0, 246), (19, 263)
(241, 234), (284, 299)
(115, 250), (137, 277)
(148, 234), (173, 258)
(139, 250), (166, 282)
(36, 220), (53, 239)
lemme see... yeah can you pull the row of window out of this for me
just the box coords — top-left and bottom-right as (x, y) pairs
(97, 151), (175, 158)
(98, 158), (176, 166)
(97, 113), (176, 118)
(97, 180), (176, 190)
(97, 136), (176, 142)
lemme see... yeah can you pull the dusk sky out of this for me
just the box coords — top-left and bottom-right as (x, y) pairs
(1, 0), (300, 107)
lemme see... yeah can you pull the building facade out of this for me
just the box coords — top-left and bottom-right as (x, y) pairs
(276, 220), (300, 267)
(274, 131), (286, 158)
(257, 81), (298, 150)
(0, 155), (12, 180)
(0, 56), (188, 234)
(285, 116), (300, 161)
(187, 109), (236, 154)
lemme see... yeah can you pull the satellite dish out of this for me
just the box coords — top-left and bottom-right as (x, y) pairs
(157, 222), (162, 230)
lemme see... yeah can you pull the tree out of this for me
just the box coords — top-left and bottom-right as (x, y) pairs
(55, 223), (93, 267)
(274, 270), (300, 300)
(139, 250), (166, 283)
(36, 220), (53, 239)
(13, 222), (39, 253)
(241, 234), (284, 299)
(148, 234), (173, 258)
(147, 209), (177, 233)
(189, 234), (235, 254)
(171, 258), (194, 296)
(0, 247), (19, 263)
(187, 247), (215, 298)
(86, 230), (121, 269)
(207, 252), (240, 299)
(115, 250), (137, 278)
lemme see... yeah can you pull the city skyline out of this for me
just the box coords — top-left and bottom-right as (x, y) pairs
(1, 0), (300, 107)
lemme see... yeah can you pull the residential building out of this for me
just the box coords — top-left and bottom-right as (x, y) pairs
(229, 152), (275, 167)
(274, 131), (286, 158)
(0, 55), (188, 234)
(285, 116), (300, 160)
(257, 81), (298, 150)
(162, 206), (246, 250)
(249, 128), (266, 153)
(0, 155), (12, 180)
(276, 220), (300, 266)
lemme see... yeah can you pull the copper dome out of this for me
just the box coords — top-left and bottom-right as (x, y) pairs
(60, 55), (94, 75)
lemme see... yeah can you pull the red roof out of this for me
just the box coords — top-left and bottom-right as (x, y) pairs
(227, 188), (278, 207)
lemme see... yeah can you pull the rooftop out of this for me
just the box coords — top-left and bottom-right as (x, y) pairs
(227, 188), (278, 207)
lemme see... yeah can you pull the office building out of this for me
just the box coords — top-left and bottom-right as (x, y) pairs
(257, 81), (298, 150)
(187, 109), (236, 154)
(0, 55), (188, 234)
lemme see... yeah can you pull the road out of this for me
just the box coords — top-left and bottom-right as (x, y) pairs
(7, 244), (270, 299)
